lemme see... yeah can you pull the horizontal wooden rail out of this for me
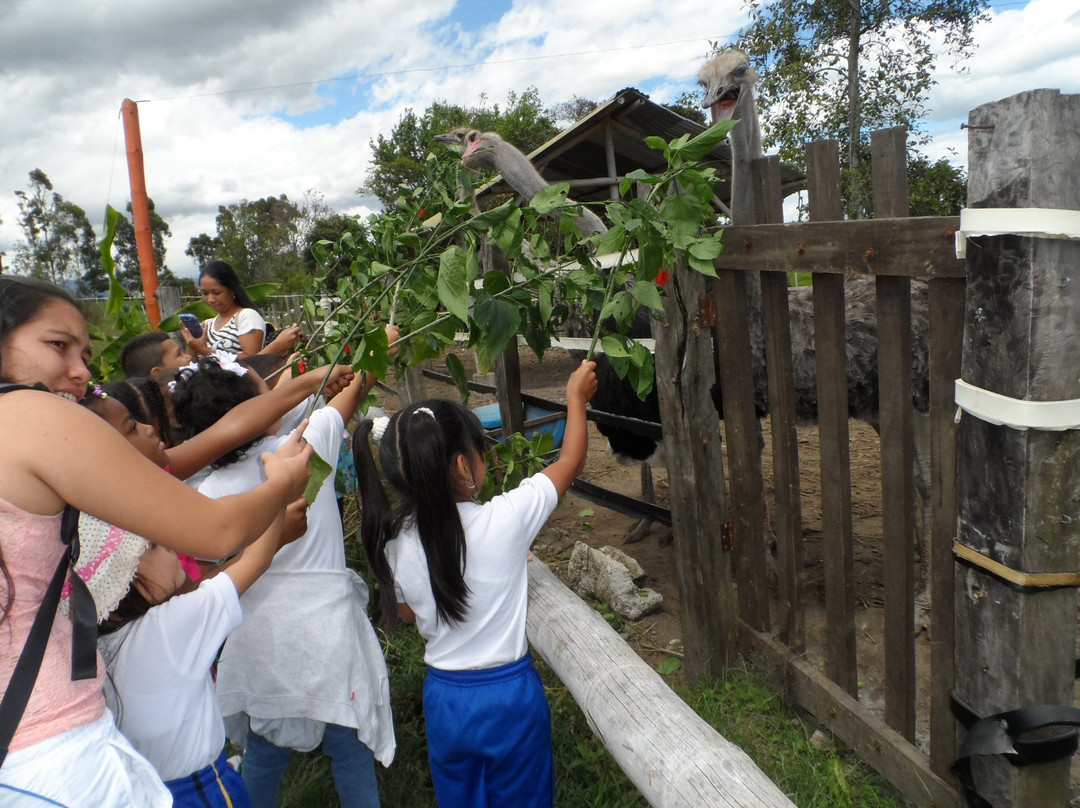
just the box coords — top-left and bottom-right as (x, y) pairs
(713, 216), (964, 278)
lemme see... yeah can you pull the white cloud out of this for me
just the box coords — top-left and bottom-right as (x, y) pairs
(1, 0), (1076, 278)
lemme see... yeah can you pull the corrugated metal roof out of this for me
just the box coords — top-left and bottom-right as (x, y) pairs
(475, 87), (805, 208)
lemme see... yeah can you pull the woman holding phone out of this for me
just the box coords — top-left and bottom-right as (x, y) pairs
(183, 260), (302, 360)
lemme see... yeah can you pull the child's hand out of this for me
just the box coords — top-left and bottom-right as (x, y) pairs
(261, 422), (314, 501)
(281, 497), (309, 545)
(384, 324), (401, 357)
(267, 325), (304, 355)
(567, 360), (597, 405)
(312, 364), (355, 397)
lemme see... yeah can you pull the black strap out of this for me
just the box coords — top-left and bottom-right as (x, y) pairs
(0, 536), (72, 765)
(0, 384), (98, 766)
(952, 690), (1080, 807)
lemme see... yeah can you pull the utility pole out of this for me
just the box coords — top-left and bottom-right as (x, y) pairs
(121, 98), (161, 325)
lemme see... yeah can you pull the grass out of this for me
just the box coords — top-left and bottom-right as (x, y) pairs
(272, 509), (907, 807)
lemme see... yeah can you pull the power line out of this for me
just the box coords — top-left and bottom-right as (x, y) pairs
(141, 34), (734, 104)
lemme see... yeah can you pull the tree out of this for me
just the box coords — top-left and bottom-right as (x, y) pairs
(360, 90), (559, 209)
(187, 195), (306, 286)
(82, 200), (172, 294)
(13, 169), (98, 286)
(739, 0), (989, 216)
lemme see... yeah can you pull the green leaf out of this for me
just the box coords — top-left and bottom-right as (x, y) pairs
(444, 351), (471, 405)
(657, 657), (682, 676)
(669, 119), (737, 162)
(436, 246), (471, 323)
(303, 450), (334, 505)
(631, 280), (663, 310)
(244, 283), (278, 303)
(643, 136), (668, 151)
(579, 508), (595, 518)
(599, 335), (629, 359)
(482, 271), (511, 296)
(471, 297), (521, 374)
(530, 183), (570, 215)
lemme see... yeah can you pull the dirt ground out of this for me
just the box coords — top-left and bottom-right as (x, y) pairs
(422, 345), (933, 750)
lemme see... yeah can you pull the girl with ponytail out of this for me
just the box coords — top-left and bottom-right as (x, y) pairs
(354, 359), (597, 808)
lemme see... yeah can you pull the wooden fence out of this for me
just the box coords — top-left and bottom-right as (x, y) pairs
(694, 127), (966, 806)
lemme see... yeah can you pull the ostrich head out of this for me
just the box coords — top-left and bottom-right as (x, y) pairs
(460, 129), (502, 171)
(698, 48), (758, 125)
(434, 126), (470, 153)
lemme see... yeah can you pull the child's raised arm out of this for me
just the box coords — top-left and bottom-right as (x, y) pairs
(4, 392), (312, 560)
(327, 325), (400, 424)
(215, 497), (304, 595)
(166, 364), (354, 479)
(540, 360), (597, 497)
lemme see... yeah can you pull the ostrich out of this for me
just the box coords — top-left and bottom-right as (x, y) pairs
(458, 130), (609, 238)
(699, 48), (935, 594)
(449, 128), (673, 541)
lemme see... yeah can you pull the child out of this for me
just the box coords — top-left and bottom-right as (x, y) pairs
(0, 275), (311, 806)
(120, 331), (192, 377)
(353, 359), (597, 808)
(96, 502), (300, 808)
(171, 347), (398, 808)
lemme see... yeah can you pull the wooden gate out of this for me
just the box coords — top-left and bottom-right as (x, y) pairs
(693, 126), (966, 806)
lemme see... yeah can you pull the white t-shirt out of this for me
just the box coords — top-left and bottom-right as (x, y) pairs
(385, 473), (558, 671)
(99, 573), (242, 782)
(198, 406), (345, 572)
(203, 308), (266, 354)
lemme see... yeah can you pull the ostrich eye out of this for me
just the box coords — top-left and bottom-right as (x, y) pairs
(734, 66), (747, 76)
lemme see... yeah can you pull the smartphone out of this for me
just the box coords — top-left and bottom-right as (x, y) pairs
(178, 313), (203, 338)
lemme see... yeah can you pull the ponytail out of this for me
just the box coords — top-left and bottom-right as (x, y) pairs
(354, 400), (487, 628)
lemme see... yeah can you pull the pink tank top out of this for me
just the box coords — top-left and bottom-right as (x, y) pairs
(0, 497), (105, 750)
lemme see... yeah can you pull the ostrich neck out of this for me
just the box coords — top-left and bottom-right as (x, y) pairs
(728, 99), (762, 227)
(727, 98), (766, 384)
(491, 143), (550, 201)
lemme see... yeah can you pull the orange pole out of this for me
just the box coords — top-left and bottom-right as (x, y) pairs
(121, 98), (161, 325)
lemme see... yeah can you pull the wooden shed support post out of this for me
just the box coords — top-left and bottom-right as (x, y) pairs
(527, 559), (796, 807)
(954, 89), (1080, 806)
(653, 250), (738, 680)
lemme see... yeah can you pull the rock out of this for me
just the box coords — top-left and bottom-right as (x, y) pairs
(566, 541), (663, 621)
(599, 545), (646, 579)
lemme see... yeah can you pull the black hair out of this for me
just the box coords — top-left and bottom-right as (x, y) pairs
(170, 355), (262, 466)
(353, 400), (487, 628)
(119, 332), (172, 378)
(199, 259), (257, 310)
(0, 276), (82, 625)
(99, 376), (177, 447)
(0, 275), (81, 384)
(240, 353), (286, 381)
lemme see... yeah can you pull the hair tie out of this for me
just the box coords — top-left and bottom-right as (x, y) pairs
(414, 406), (436, 419)
(370, 416), (390, 443)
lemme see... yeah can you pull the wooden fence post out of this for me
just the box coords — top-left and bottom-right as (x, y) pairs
(653, 250), (738, 680)
(954, 89), (1080, 806)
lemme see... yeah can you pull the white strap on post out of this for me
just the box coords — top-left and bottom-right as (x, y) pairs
(954, 379), (1080, 431)
(955, 207), (1080, 257)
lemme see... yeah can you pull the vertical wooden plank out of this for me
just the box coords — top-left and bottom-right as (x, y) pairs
(484, 241), (525, 436)
(713, 267), (771, 632)
(753, 155), (805, 650)
(872, 126), (916, 741)
(806, 139), (857, 696)
(649, 177), (738, 680)
(928, 276), (964, 778)
(954, 89), (1080, 807)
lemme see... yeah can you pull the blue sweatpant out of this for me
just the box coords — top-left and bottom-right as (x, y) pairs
(424, 654), (554, 808)
(165, 748), (251, 808)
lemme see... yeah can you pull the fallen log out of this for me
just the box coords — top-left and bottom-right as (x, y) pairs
(526, 559), (796, 807)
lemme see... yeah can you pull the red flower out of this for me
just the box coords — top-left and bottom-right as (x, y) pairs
(656, 269), (671, 286)
(418, 207), (427, 218)
(343, 345), (351, 355)
(297, 359), (307, 374)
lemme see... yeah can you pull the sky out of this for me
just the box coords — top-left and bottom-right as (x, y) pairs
(1, 0), (1077, 280)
